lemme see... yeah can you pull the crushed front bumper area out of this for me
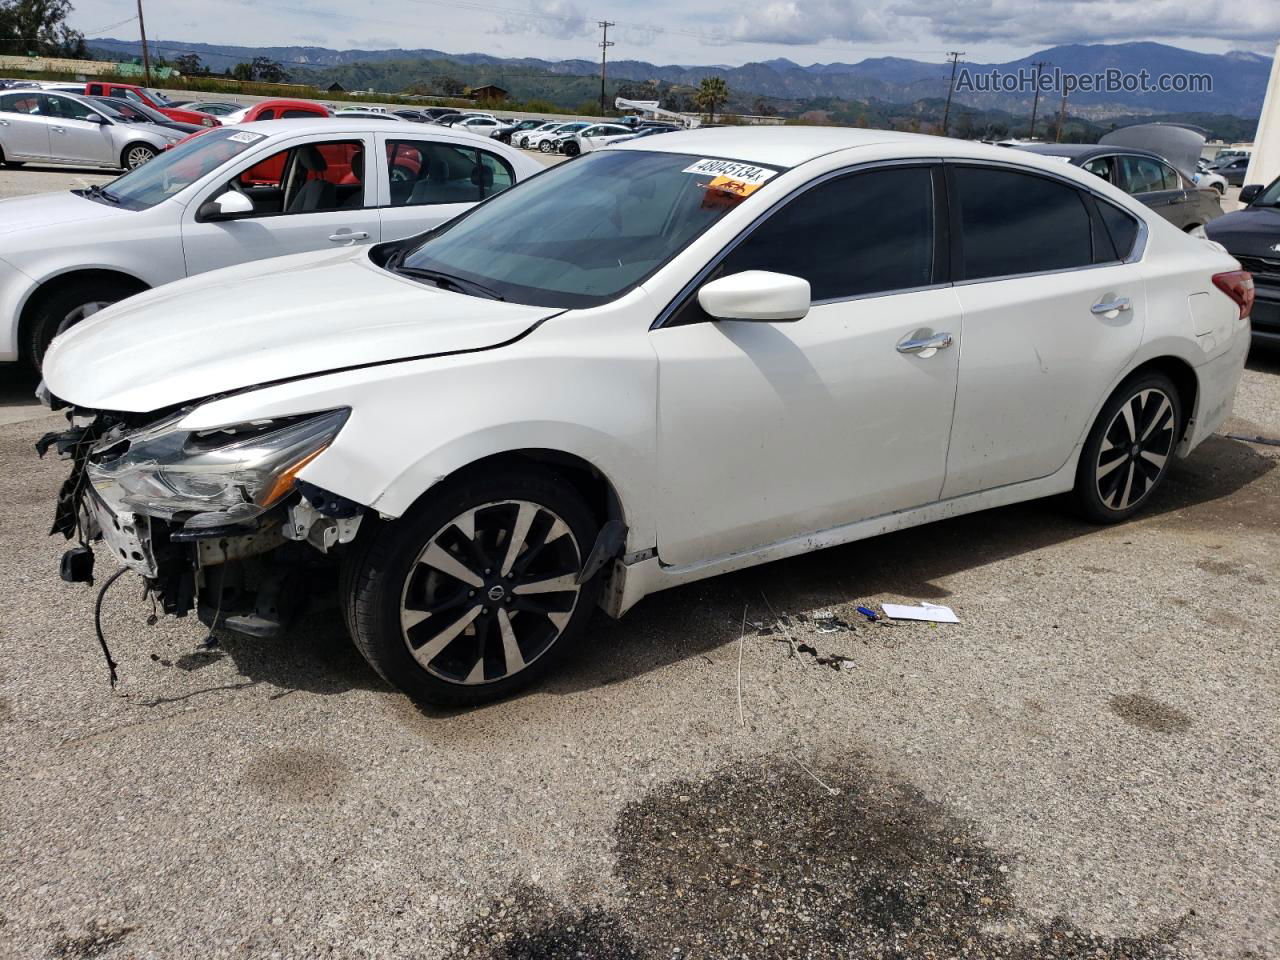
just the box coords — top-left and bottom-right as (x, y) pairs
(40, 411), (365, 639)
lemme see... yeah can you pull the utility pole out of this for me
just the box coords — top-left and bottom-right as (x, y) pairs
(598, 21), (615, 115)
(1054, 90), (1069, 142)
(941, 51), (965, 136)
(136, 0), (152, 85)
(1027, 60), (1049, 139)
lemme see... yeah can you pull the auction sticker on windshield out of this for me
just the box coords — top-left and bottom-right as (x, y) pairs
(683, 158), (778, 185)
(227, 131), (266, 144)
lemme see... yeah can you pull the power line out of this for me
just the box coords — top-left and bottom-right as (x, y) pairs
(941, 50), (964, 136)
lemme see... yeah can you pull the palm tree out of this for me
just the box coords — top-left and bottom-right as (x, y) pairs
(695, 76), (730, 124)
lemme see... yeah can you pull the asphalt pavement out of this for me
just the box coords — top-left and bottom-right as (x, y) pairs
(0, 162), (1276, 960)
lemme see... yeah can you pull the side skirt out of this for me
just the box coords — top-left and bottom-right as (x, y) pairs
(601, 452), (1081, 618)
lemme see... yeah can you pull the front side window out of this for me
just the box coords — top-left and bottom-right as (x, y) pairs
(954, 166), (1093, 280)
(386, 140), (514, 207)
(230, 139), (365, 215)
(1117, 155), (1169, 195)
(1157, 162), (1182, 191)
(46, 95), (96, 121)
(123, 89), (146, 105)
(717, 165), (935, 301)
(399, 150), (782, 308)
(97, 128), (273, 210)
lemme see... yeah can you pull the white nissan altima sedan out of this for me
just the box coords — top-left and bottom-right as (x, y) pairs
(39, 127), (1251, 706)
(0, 118), (540, 367)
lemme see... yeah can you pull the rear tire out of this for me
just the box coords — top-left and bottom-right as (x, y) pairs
(25, 278), (144, 371)
(345, 466), (601, 706)
(564, 141), (581, 157)
(1073, 371), (1182, 523)
(539, 140), (553, 154)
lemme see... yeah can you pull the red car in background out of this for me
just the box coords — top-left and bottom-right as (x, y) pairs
(83, 81), (220, 127)
(166, 98), (333, 151)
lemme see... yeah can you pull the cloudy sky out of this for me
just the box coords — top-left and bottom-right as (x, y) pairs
(69, 0), (1280, 67)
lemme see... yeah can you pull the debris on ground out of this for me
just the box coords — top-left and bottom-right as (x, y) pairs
(882, 602), (959, 623)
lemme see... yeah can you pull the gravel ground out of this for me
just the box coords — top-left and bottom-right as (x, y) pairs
(0, 163), (1276, 959)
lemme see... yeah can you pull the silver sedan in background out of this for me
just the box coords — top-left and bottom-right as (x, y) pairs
(0, 90), (181, 170)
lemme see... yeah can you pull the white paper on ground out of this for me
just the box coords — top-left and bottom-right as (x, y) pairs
(881, 602), (959, 623)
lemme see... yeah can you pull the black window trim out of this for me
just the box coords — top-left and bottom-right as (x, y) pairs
(192, 136), (372, 223)
(944, 158), (1148, 288)
(652, 157), (949, 331)
(378, 137), (517, 209)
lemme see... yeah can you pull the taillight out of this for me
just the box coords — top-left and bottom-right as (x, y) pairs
(1212, 270), (1254, 319)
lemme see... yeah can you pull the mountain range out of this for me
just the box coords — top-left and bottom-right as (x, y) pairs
(89, 38), (1273, 119)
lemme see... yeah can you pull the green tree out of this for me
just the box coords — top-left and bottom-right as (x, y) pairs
(231, 61), (253, 81)
(250, 56), (289, 83)
(436, 75), (465, 96)
(695, 75), (729, 124)
(0, 0), (87, 58)
(172, 52), (204, 76)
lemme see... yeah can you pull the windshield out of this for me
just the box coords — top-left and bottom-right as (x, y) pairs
(93, 128), (268, 210)
(399, 150), (782, 308)
(144, 88), (171, 106)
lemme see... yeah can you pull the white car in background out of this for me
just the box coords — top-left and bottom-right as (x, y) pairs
(561, 122), (636, 157)
(514, 121), (560, 148)
(0, 89), (183, 171)
(0, 118), (539, 367)
(39, 128), (1250, 707)
(452, 116), (514, 139)
(524, 121), (591, 153)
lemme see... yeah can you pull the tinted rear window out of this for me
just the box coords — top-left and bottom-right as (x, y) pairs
(954, 166), (1093, 279)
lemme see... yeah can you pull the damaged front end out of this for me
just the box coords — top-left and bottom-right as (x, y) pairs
(40, 405), (363, 639)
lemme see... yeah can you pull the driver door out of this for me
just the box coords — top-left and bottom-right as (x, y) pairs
(180, 134), (380, 277)
(651, 164), (962, 566)
(44, 94), (115, 166)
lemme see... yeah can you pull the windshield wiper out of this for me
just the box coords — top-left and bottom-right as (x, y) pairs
(85, 183), (120, 204)
(394, 265), (505, 301)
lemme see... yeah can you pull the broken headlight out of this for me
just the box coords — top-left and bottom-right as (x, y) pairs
(86, 409), (349, 529)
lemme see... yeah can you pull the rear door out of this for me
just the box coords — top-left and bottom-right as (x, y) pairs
(180, 133), (380, 276)
(0, 92), (51, 160)
(941, 163), (1147, 498)
(376, 135), (517, 241)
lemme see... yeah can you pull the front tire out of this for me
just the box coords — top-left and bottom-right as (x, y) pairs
(346, 467), (601, 706)
(1073, 372), (1182, 523)
(122, 143), (157, 169)
(539, 140), (553, 154)
(563, 141), (581, 157)
(25, 278), (143, 371)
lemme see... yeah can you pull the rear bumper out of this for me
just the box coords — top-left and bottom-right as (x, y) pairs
(1250, 285), (1280, 343)
(1185, 318), (1250, 452)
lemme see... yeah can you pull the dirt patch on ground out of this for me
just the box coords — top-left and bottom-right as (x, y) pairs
(1109, 694), (1193, 734)
(48, 922), (135, 958)
(451, 758), (1191, 958)
(241, 747), (350, 803)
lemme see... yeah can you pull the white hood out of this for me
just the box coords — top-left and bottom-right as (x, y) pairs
(41, 247), (558, 413)
(0, 190), (131, 238)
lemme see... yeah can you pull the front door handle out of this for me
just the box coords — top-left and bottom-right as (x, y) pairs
(896, 330), (953, 357)
(328, 231), (370, 244)
(1091, 296), (1131, 316)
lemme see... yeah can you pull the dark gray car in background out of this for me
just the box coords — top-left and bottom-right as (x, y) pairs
(1013, 143), (1223, 232)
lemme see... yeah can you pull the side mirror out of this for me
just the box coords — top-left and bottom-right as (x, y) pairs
(698, 270), (811, 323)
(85, 113), (108, 125)
(1240, 184), (1263, 205)
(197, 189), (254, 221)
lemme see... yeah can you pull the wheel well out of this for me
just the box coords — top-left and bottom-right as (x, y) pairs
(429, 449), (625, 532)
(1128, 356), (1199, 433)
(18, 269), (149, 359)
(119, 141), (156, 166)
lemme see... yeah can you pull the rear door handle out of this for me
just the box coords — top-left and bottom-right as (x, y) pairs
(1091, 297), (1131, 315)
(896, 331), (953, 357)
(328, 231), (370, 244)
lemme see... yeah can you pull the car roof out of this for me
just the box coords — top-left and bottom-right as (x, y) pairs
(231, 118), (497, 141)
(1012, 143), (1165, 163)
(612, 125), (991, 168)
